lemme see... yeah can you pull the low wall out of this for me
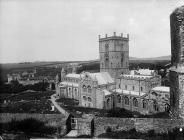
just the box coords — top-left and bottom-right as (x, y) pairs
(94, 117), (184, 136)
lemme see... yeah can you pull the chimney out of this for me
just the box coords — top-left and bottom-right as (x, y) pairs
(99, 35), (101, 39)
(127, 34), (129, 39)
(106, 34), (108, 38)
(121, 33), (123, 37)
(114, 32), (116, 36)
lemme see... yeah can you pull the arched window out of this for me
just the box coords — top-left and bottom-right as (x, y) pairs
(68, 88), (72, 94)
(107, 98), (110, 104)
(83, 96), (87, 100)
(74, 88), (78, 96)
(125, 85), (127, 90)
(142, 100), (147, 109)
(141, 86), (143, 91)
(107, 98), (111, 108)
(124, 96), (129, 105)
(117, 95), (121, 103)
(105, 44), (109, 52)
(132, 86), (135, 91)
(88, 97), (92, 102)
(133, 98), (138, 107)
(153, 100), (159, 111)
(165, 103), (169, 111)
(151, 92), (158, 96)
(87, 85), (92, 93)
(83, 85), (87, 92)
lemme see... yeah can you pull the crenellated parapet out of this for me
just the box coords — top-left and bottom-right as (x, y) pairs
(99, 32), (129, 42)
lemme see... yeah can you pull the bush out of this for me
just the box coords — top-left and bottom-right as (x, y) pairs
(106, 108), (135, 118)
(0, 118), (57, 135)
(106, 127), (112, 133)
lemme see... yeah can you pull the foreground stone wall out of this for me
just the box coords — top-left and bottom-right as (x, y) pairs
(94, 117), (184, 136)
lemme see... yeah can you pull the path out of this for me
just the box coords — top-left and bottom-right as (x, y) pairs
(50, 94), (69, 117)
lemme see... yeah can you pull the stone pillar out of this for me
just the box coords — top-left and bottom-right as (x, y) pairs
(169, 5), (184, 120)
(170, 6), (184, 66)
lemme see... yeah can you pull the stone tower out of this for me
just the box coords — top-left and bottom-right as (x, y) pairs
(99, 32), (129, 79)
(61, 68), (66, 82)
(169, 5), (184, 119)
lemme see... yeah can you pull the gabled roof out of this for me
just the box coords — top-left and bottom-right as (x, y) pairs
(103, 89), (112, 96)
(151, 86), (170, 93)
(64, 72), (114, 86)
(89, 72), (114, 85)
(66, 73), (81, 79)
(113, 88), (146, 96)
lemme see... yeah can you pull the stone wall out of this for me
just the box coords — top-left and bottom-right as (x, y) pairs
(94, 117), (184, 137)
(170, 6), (184, 65)
(77, 118), (93, 136)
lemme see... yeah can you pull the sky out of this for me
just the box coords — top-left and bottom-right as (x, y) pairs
(0, 0), (184, 63)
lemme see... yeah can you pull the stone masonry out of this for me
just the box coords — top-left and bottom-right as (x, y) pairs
(99, 32), (129, 79)
(170, 5), (184, 120)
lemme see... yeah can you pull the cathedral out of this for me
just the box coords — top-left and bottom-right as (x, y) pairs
(55, 32), (173, 115)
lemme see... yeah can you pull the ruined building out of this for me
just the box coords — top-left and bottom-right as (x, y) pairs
(169, 5), (184, 119)
(99, 32), (129, 79)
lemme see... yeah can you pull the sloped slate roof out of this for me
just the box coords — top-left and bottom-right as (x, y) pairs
(89, 72), (114, 85)
(66, 73), (81, 79)
(103, 89), (112, 96)
(151, 86), (170, 93)
(65, 72), (114, 86)
(113, 88), (146, 96)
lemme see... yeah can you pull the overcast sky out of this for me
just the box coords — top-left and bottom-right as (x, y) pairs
(0, 0), (184, 63)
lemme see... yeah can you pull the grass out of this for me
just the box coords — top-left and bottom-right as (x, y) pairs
(1, 99), (60, 114)
(0, 91), (60, 114)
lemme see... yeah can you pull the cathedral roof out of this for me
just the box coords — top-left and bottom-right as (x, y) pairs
(59, 81), (79, 87)
(121, 74), (153, 79)
(113, 88), (146, 96)
(89, 72), (114, 85)
(103, 89), (112, 96)
(66, 73), (81, 79)
(64, 72), (114, 86)
(151, 86), (170, 93)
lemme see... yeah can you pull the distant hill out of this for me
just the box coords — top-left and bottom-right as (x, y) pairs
(129, 55), (171, 61)
(0, 55), (171, 70)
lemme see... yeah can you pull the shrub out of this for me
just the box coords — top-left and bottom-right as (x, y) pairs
(106, 127), (112, 133)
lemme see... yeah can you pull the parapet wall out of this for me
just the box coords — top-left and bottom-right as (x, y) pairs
(94, 117), (184, 136)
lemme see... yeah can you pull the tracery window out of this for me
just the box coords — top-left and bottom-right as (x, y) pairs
(74, 88), (78, 96)
(124, 96), (129, 105)
(87, 85), (92, 93)
(142, 100), (147, 109)
(88, 97), (92, 102)
(83, 85), (87, 92)
(140, 87), (143, 91)
(83, 96), (87, 100)
(133, 98), (138, 107)
(117, 95), (121, 103)
(153, 100), (159, 111)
